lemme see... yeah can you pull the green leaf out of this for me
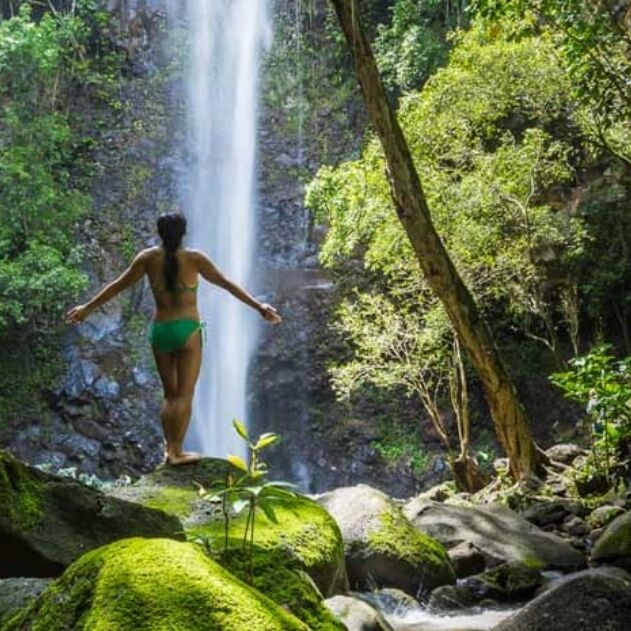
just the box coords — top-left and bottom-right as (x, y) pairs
(226, 454), (248, 472)
(254, 433), (281, 450)
(232, 418), (249, 441)
(258, 499), (278, 523)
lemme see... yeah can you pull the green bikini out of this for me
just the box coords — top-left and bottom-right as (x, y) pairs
(150, 283), (202, 354)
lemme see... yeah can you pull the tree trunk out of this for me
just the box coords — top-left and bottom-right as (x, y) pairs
(451, 448), (489, 493)
(330, 0), (544, 479)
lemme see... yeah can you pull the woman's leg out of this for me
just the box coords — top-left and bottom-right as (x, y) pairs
(167, 330), (203, 464)
(152, 349), (178, 461)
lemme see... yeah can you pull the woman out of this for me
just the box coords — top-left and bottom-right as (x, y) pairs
(66, 213), (281, 465)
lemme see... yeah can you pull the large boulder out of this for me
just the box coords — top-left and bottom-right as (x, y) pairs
(2, 538), (309, 631)
(317, 485), (455, 595)
(0, 450), (183, 577)
(0, 578), (51, 626)
(494, 567), (631, 631)
(404, 499), (584, 571)
(108, 458), (347, 630)
(591, 510), (631, 571)
(325, 595), (394, 631)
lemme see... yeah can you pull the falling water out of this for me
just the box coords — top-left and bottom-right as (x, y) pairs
(171, 1), (271, 458)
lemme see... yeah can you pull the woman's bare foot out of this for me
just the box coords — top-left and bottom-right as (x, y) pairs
(166, 451), (201, 466)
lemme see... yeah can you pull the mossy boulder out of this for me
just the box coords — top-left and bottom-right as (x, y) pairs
(317, 484), (455, 595)
(108, 458), (347, 630)
(2, 538), (309, 631)
(0, 450), (183, 578)
(404, 499), (585, 571)
(591, 510), (631, 571)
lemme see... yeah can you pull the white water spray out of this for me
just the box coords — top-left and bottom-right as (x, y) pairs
(173, 0), (271, 458)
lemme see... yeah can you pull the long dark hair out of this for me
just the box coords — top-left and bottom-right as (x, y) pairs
(157, 213), (187, 292)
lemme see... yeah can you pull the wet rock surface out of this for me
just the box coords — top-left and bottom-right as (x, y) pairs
(325, 595), (394, 631)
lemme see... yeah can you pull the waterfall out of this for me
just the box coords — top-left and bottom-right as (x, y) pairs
(170, 1), (271, 458)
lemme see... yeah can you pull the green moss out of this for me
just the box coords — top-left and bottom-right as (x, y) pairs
(0, 450), (43, 530)
(369, 508), (452, 571)
(109, 462), (347, 629)
(194, 496), (346, 630)
(3, 538), (309, 631)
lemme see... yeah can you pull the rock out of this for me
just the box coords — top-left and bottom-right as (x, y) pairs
(403, 499), (585, 571)
(494, 567), (631, 631)
(0, 578), (51, 626)
(317, 485), (455, 595)
(3, 538), (309, 630)
(448, 542), (486, 578)
(429, 562), (542, 610)
(591, 510), (631, 571)
(545, 444), (587, 466)
(0, 450), (183, 578)
(108, 458), (347, 629)
(357, 588), (418, 616)
(587, 505), (626, 529)
(562, 515), (588, 537)
(522, 499), (584, 528)
(325, 595), (394, 631)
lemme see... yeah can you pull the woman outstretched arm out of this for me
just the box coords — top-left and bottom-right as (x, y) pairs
(192, 250), (282, 323)
(66, 251), (148, 325)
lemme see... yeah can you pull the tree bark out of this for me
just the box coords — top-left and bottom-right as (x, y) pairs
(330, 0), (544, 479)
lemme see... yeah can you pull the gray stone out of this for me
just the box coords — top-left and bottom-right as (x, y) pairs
(429, 562), (542, 609)
(0, 450), (184, 578)
(404, 499), (585, 571)
(545, 443), (587, 465)
(522, 499), (584, 527)
(357, 588), (418, 617)
(325, 595), (394, 631)
(588, 505), (626, 529)
(94, 376), (120, 399)
(591, 510), (631, 571)
(448, 542), (486, 578)
(0, 578), (51, 625)
(317, 485), (455, 595)
(494, 567), (631, 631)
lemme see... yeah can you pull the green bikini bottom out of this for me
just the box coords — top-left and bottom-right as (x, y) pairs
(150, 319), (202, 354)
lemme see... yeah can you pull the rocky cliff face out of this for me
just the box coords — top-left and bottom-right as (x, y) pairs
(4, 0), (445, 496)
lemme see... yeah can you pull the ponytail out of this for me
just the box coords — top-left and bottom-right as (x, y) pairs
(157, 213), (187, 292)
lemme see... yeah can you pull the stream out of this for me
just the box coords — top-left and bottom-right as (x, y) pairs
(386, 605), (517, 631)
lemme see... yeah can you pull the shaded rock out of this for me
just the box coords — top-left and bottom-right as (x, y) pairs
(0, 578), (51, 626)
(448, 542), (486, 578)
(591, 510), (631, 571)
(429, 562), (542, 610)
(108, 458), (347, 629)
(403, 499), (585, 571)
(587, 505), (626, 529)
(522, 499), (584, 528)
(3, 538), (309, 630)
(318, 485), (455, 595)
(494, 567), (631, 631)
(0, 450), (183, 578)
(562, 515), (588, 537)
(325, 595), (394, 631)
(545, 444), (587, 466)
